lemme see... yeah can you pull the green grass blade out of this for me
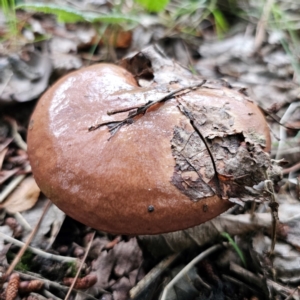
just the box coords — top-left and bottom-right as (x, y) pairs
(88, 14), (139, 24)
(211, 8), (229, 38)
(17, 3), (139, 25)
(221, 232), (247, 268)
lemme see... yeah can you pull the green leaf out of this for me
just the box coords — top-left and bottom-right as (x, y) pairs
(134, 0), (170, 13)
(16, 3), (86, 23)
(17, 3), (139, 25)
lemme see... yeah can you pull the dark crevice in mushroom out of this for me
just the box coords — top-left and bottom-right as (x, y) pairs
(189, 119), (222, 196)
(119, 52), (154, 81)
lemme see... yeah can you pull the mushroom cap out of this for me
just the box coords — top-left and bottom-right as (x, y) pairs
(27, 63), (271, 235)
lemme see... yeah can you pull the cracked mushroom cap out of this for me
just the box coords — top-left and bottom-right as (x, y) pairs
(27, 63), (271, 235)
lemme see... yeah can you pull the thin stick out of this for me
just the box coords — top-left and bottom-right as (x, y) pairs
(29, 292), (48, 300)
(13, 212), (32, 231)
(130, 253), (180, 299)
(17, 271), (102, 300)
(254, 0), (274, 51)
(89, 81), (206, 133)
(282, 162), (300, 175)
(4, 116), (27, 151)
(264, 171), (279, 255)
(160, 244), (223, 300)
(284, 287), (298, 300)
(43, 289), (62, 300)
(0, 232), (76, 263)
(5, 200), (52, 278)
(0, 174), (26, 203)
(88, 120), (122, 132)
(64, 231), (96, 300)
(276, 103), (300, 160)
(107, 105), (142, 116)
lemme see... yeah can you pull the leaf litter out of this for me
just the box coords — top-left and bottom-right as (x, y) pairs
(0, 0), (300, 299)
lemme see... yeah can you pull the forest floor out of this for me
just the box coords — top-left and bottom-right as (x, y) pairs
(0, 1), (300, 299)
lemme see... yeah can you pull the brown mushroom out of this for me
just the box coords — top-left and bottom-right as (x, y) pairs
(27, 48), (271, 235)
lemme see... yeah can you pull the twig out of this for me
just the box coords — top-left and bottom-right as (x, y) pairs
(282, 162), (300, 175)
(254, 0), (274, 51)
(260, 107), (300, 131)
(264, 171), (279, 255)
(13, 212), (32, 231)
(222, 274), (263, 296)
(107, 105), (142, 116)
(276, 103), (300, 160)
(194, 274), (211, 291)
(0, 148), (8, 169)
(0, 232), (77, 263)
(17, 271), (101, 300)
(284, 287), (299, 300)
(89, 81), (206, 133)
(43, 289), (62, 300)
(64, 231), (95, 300)
(229, 262), (266, 291)
(0, 72), (13, 99)
(5, 200), (52, 278)
(267, 279), (299, 300)
(0, 174), (26, 203)
(4, 116), (27, 151)
(130, 253), (180, 299)
(29, 292), (48, 300)
(160, 244), (223, 300)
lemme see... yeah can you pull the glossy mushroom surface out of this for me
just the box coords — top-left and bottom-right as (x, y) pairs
(28, 50), (271, 235)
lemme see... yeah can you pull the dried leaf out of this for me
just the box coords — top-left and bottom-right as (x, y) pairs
(100, 29), (132, 49)
(252, 232), (300, 284)
(91, 250), (115, 289)
(21, 198), (65, 248)
(73, 250), (114, 300)
(112, 277), (132, 300)
(1, 176), (40, 213)
(112, 238), (143, 277)
(0, 46), (52, 103)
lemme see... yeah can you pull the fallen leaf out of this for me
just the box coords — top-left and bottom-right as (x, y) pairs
(21, 198), (65, 248)
(0, 45), (52, 103)
(112, 277), (132, 300)
(1, 176), (40, 213)
(112, 238), (143, 277)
